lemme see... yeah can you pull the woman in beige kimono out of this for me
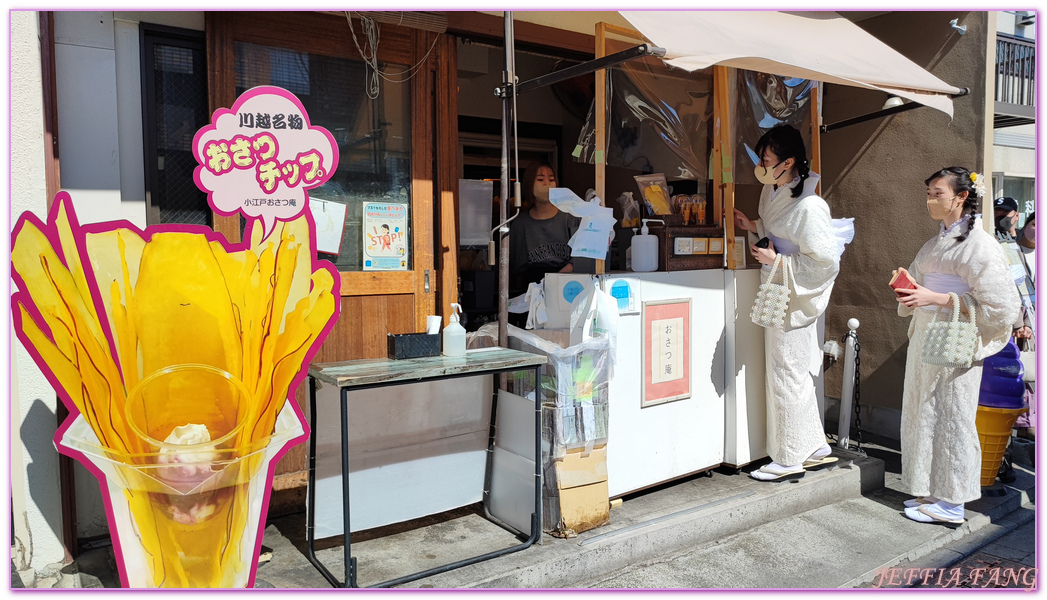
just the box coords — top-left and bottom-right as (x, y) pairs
(734, 125), (853, 481)
(894, 167), (1019, 525)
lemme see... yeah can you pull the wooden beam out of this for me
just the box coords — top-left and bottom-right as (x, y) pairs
(411, 29), (436, 331)
(205, 12), (241, 244)
(810, 85), (822, 196)
(446, 11), (595, 57)
(594, 22), (608, 275)
(714, 66), (737, 270)
(599, 22), (642, 40)
(436, 34), (461, 324)
(340, 271), (414, 296)
(40, 11), (61, 207)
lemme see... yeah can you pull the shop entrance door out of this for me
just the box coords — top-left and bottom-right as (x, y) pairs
(207, 12), (460, 356)
(207, 11), (458, 484)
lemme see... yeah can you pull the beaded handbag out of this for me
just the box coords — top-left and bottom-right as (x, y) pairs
(921, 292), (978, 368)
(750, 253), (790, 329)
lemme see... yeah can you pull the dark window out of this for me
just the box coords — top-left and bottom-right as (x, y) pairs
(141, 24), (209, 226)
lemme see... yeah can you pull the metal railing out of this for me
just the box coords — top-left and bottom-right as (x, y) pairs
(996, 33), (1035, 107)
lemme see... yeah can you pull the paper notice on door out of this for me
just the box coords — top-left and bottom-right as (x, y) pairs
(308, 197), (348, 255)
(363, 202), (409, 271)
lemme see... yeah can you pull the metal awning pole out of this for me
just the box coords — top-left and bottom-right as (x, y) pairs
(820, 87), (970, 133)
(498, 12), (514, 349)
(496, 43), (666, 99)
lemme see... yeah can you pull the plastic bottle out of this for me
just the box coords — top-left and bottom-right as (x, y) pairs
(625, 227), (638, 271)
(442, 303), (466, 357)
(695, 196), (707, 225)
(631, 219), (663, 272)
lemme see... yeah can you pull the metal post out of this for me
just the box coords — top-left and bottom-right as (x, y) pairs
(837, 318), (860, 449)
(498, 12), (514, 350)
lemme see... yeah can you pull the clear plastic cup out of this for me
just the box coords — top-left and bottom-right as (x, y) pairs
(61, 364), (304, 588)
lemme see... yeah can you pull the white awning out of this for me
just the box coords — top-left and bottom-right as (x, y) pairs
(619, 11), (965, 117)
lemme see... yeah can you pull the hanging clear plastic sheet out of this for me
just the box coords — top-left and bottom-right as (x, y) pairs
(731, 69), (818, 184)
(574, 52), (713, 182)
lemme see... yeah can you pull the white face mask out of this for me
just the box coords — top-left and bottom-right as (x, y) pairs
(754, 161), (785, 186)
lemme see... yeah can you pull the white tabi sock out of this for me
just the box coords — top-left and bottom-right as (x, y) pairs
(807, 443), (832, 461)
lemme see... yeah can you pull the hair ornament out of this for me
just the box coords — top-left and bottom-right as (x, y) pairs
(969, 172), (986, 198)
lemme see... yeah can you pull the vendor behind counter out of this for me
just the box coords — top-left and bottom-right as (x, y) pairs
(508, 161), (595, 299)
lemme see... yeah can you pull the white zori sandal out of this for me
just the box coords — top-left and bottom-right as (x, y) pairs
(904, 502), (965, 527)
(750, 462), (806, 481)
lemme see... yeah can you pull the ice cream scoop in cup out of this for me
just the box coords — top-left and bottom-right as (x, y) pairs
(117, 363), (265, 586)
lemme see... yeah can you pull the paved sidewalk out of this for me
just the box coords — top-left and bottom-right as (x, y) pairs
(15, 438), (1035, 589)
(859, 518), (1038, 589)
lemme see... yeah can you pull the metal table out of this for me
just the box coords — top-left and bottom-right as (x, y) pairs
(305, 347), (547, 588)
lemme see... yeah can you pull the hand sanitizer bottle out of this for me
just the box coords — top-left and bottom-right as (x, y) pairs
(442, 303), (466, 357)
(631, 219), (664, 272)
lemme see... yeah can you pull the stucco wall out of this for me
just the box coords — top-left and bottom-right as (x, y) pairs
(11, 10), (68, 571)
(820, 11), (990, 437)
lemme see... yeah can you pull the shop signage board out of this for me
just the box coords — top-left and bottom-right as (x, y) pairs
(193, 85), (339, 237)
(363, 202), (410, 271)
(641, 298), (691, 407)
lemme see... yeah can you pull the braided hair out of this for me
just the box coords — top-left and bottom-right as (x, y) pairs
(924, 167), (981, 243)
(754, 125), (811, 199)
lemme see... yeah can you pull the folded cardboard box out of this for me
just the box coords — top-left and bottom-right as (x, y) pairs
(543, 444), (609, 536)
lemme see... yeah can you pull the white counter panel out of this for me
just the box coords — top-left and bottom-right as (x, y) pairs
(723, 269), (769, 467)
(601, 271), (726, 497)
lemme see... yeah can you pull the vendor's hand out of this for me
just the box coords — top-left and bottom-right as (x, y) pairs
(734, 208), (757, 233)
(750, 239), (777, 265)
(1015, 326), (1033, 340)
(896, 284), (950, 309)
(559, 262), (574, 274)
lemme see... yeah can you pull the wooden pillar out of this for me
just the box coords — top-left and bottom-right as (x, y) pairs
(205, 11), (241, 244)
(810, 84), (822, 196)
(714, 66), (737, 270)
(594, 22), (608, 275)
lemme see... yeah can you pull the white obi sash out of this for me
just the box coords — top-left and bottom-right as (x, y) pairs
(919, 272), (972, 311)
(767, 217), (855, 258)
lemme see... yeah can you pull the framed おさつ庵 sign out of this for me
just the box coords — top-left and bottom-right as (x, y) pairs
(641, 298), (691, 408)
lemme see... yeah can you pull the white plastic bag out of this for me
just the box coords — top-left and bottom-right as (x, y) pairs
(549, 188), (616, 260)
(569, 287), (618, 377)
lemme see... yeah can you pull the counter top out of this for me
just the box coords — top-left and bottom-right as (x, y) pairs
(309, 347), (548, 388)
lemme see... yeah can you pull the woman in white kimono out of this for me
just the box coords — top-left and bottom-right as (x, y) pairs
(734, 125), (853, 481)
(895, 167), (1019, 525)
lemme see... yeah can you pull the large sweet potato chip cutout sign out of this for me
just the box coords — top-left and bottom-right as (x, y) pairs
(194, 85), (339, 238)
(11, 86), (340, 588)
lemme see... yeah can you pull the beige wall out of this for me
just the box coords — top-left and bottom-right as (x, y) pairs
(820, 11), (990, 431)
(11, 10), (69, 571)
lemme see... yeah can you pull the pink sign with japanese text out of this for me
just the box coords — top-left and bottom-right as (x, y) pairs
(193, 85), (339, 237)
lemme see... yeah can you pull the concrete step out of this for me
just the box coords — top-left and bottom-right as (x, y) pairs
(846, 463), (1036, 588)
(556, 460), (1034, 589)
(339, 448), (880, 588)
